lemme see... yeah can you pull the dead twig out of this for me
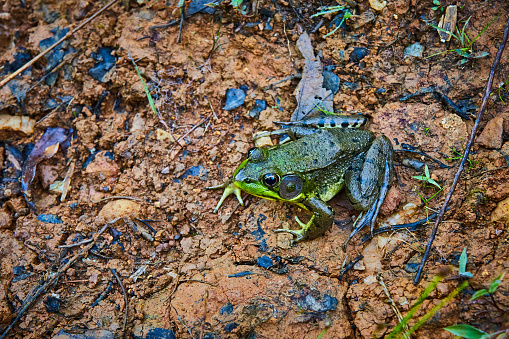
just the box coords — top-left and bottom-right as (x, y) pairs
(0, 218), (119, 339)
(111, 269), (128, 337)
(413, 16), (509, 285)
(0, 0), (119, 89)
(177, 1), (186, 44)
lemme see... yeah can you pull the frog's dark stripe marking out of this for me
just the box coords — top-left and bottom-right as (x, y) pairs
(302, 141), (307, 146)
(318, 120), (325, 127)
(365, 159), (377, 164)
(330, 141), (335, 148)
(313, 159), (318, 164)
(330, 121), (336, 127)
(352, 138), (360, 143)
(341, 122), (350, 128)
(303, 153), (308, 157)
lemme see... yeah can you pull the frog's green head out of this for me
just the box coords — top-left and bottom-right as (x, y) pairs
(232, 147), (305, 202)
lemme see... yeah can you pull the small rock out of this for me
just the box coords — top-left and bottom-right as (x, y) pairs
(132, 326), (176, 339)
(219, 302), (233, 315)
(88, 47), (116, 83)
(224, 323), (238, 333)
(84, 151), (120, 178)
(193, 127), (204, 138)
(156, 129), (176, 142)
(131, 113), (145, 133)
(0, 210), (13, 229)
(350, 47), (369, 63)
(369, 0), (387, 11)
(323, 70), (340, 94)
(248, 99), (267, 119)
(37, 214), (63, 224)
(223, 88), (246, 111)
(363, 275), (377, 285)
(97, 199), (141, 222)
(491, 196), (509, 223)
(403, 42), (424, 59)
(256, 255), (274, 269)
(353, 261), (365, 271)
(44, 294), (61, 313)
(476, 116), (504, 149)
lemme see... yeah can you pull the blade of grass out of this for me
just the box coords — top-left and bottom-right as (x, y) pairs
(386, 275), (444, 339)
(406, 281), (468, 337)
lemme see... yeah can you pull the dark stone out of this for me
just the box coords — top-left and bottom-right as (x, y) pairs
(219, 302), (233, 315)
(223, 88), (246, 111)
(180, 165), (209, 180)
(350, 47), (369, 63)
(12, 266), (32, 282)
(39, 28), (75, 86)
(298, 293), (338, 312)
(37, 214), (63, 224)
(44, 295), (61, 313)
(248, 99), (267, 118)
(88, 47), (116, 83)
(145, 328), (176, 339)
(322, 70), (340, 94)
(256, 255), (274, 269)
(224, 323), (238, 333)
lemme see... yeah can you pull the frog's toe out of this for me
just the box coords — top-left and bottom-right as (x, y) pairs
(210, 182), (243, 213)
(273, 228), (304, 243)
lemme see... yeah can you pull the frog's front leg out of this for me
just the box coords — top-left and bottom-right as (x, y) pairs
(274, 197), (334, 243)
(207, 179), (244, 213)
(344, 135), (394, 243)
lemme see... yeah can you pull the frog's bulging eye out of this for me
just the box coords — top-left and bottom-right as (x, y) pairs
(279, 175), (303, 199)
(248, 148), (267, 162)
(262, 173), (279, 187)
(247, 148), (257, 158)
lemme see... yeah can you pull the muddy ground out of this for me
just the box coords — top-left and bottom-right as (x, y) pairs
(0, 0), (508, 338)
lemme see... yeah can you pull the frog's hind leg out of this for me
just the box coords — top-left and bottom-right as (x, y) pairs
(344, 135), (394, 246)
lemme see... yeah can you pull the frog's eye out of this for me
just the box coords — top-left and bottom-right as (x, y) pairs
(262, 173), (279, 187)
(247, 147), (257, 158)
(249, 148), (267, 163)
(279, 175), (303, 199)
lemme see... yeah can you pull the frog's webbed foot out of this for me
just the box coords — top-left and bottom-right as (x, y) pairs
(273, 215), (315, 244)
(274, 197), (333, 244)
(206, 180), (243, 213)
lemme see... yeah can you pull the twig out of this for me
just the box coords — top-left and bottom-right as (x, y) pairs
(413, 17), (509, 285)
(177, 1), (186, 44)
(0, 218), (118, 339)
(58, 238), (93, 248)
(0, 0), (119, 89)
(111, 268), (128, 336)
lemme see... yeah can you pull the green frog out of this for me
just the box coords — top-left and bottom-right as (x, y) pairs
(208, 115), (394, 244)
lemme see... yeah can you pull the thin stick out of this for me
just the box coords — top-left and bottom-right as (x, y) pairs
(177, 1), (186, 44)
(0, 218), (118, 339)
(111, 268), (128, 336)
(0, 0), (119, 89)
(413, 17), (509, 285)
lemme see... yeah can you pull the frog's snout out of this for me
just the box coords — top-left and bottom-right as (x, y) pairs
(234, 168), (252, 184)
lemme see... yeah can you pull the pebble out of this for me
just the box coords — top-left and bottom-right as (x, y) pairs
(97, 199), (141, 222)
(476, 116), (504, 149)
